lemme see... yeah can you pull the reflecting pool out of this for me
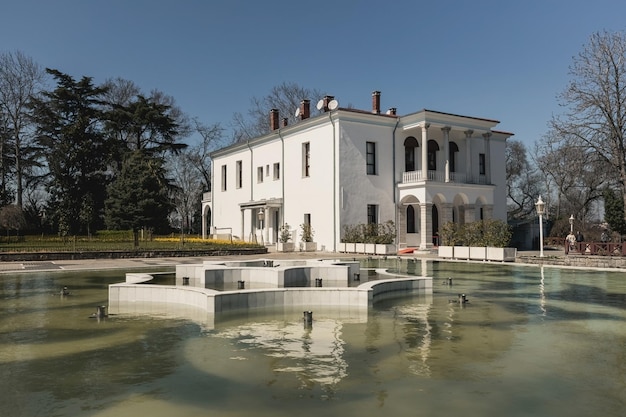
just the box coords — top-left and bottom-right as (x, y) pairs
(1, 260), (625, 417)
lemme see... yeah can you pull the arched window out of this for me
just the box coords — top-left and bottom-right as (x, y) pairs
(406, 205), (416, 233)
(449, 141), (459, 172)
(404, 137), (418, 172)
(428, 140), (439, 171)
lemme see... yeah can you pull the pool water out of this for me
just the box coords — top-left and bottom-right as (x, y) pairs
(0, 261), (624, 417)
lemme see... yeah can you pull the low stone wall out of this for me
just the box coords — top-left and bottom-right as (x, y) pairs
(517, 254), (626, 269)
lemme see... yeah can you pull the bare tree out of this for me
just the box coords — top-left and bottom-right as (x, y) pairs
(230, 82), (323, 142)
(506, 139), (543, 220)
(168, 149), (204, 234)
(534, 129), (609, 224)
(551, 30), (626, 222)
(0, 51), (47, 208)
(188, 118), (225, 191)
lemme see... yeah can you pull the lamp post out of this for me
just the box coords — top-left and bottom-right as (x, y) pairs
(569, 214), (574, 234)
(535, 196), (545, 257)
(257, 208), (265, 245)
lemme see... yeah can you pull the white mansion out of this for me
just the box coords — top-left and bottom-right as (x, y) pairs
(202, 91), (512, 252)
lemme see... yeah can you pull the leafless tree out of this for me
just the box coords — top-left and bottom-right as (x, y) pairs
(551, 30), (626, 222)
(230, 82), (323, 143)
(506, 139), (543, 220)
(168, 150), (204, 234)
(0, 51), (47, 207)
(188, 118), (225, 191)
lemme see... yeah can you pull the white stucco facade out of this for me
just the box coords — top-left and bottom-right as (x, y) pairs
(203, 94), (512, 252)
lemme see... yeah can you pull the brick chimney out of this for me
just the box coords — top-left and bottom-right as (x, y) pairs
(372, 91), (381, 114)
(300, 99), (310, 120)
(270, 108), (279, 131)
(282, 117), (288, 127)
(323, 95), (334, 112)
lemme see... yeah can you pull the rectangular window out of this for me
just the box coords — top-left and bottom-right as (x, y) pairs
(273, 162), (280, 180)
(236, 160), (242, 189)
(302, 142), (310, 177)
(479, 153), (486, 175)
(221, 164), (227, 191)
(367, 204), (378, 225)
(366, 141), (377, 175)
(257, 166), (264, 183)
(266, 164), (270, 176)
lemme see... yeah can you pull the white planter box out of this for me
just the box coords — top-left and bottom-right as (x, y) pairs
(487, 247), (517, 262)
(277, 242), (295, 252)
(438, 246), (454, 258)
(301, 242), (317, 252)
(470, 246), (486, 260)
(455, 246), (470, 259)
(355, 243), (366, 253)
(337, 242), (347, 252)
(375, 244), (396, 255)
(365, 243), (376, 254)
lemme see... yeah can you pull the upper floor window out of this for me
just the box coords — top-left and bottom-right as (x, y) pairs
(404, 136), (418, 172)
(273, 162), (280, 180)
(302, 142), (310, 177)
(479, 153), (486, 175)
(428, 140), (439, 171)
(366, 141), (377, 175)
(236, 160), (242, 189)
(221, 164), (227, 191)
(257, 166), (264, 183)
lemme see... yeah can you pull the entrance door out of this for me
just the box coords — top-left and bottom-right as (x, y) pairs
(432, 204), (439, 246)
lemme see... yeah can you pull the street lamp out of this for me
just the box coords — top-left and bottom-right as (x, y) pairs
(257, 208), (265, 245)
(535, 196), (545, 257)
(569, 214), (574, 234)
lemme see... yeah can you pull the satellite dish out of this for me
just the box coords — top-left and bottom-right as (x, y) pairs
(328, 99), (339, 110)
(295, 107), (301, 118)
(316, 99), (324, 111)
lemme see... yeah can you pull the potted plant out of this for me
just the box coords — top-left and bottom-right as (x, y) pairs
(277, 223), (294, 252)
(299, 223), (316, 252)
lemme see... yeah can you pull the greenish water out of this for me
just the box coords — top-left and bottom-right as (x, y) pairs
(1, 261), (625, 417)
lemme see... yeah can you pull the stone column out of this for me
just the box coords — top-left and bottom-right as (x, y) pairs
(465, 130), (473, 182)
(442, 126), (451, 182)
(482, 132), (492, 184)
(421, 123), (430, 180)
(420, 202), (433, 250)
(464, 204), (476, 224)
(440, 202), (454, 226)
(483, 205), (494, 220)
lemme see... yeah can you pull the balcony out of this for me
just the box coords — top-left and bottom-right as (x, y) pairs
(401, 170), (487, 185)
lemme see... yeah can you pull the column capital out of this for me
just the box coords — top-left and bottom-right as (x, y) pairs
(482, 131), (492, 139)
(464, 129), (473, 138)
(441, 126), (451, 133)
(419, 122), (431, 130)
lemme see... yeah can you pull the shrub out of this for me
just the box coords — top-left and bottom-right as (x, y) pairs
(299, 223), (314, 242)
(440, 219), (511, 247)
(279, 223), (292, 243)
(341, 221), (396, 244)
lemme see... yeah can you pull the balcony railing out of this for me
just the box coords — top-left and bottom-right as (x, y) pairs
(401, 170), (488, 185)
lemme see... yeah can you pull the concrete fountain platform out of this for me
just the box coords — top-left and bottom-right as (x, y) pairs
(108, 258), (432, 317)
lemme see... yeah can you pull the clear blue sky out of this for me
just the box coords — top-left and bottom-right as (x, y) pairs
(2, 0), (626, 147)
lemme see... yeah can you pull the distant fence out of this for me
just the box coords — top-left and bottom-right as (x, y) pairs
(565, 241), (626, 256)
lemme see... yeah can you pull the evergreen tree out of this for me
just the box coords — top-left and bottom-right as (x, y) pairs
(603, 187), (626, 235)
(105, 150), (172, 246)
(29, 69), (111, 235)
